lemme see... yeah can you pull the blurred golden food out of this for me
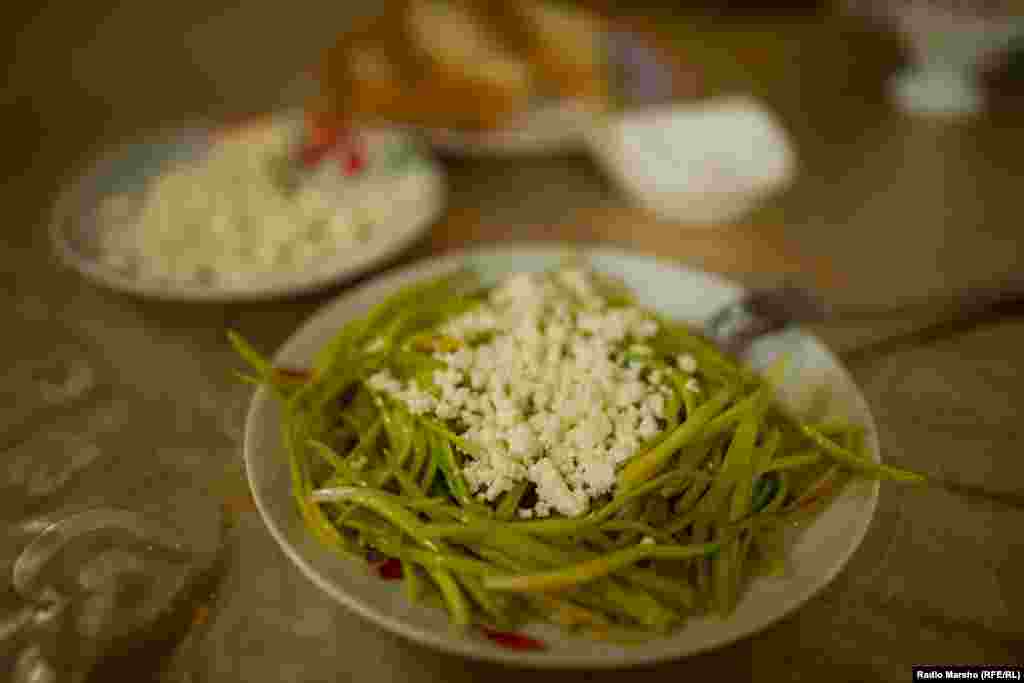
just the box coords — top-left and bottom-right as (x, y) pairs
(315, 0), (611, 131)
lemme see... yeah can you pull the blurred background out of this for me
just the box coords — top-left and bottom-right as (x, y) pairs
(6, 0), (1024, 305)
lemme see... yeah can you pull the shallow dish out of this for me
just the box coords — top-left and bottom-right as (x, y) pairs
(243, 244), (880, 667)
(49, 117), (444, 302)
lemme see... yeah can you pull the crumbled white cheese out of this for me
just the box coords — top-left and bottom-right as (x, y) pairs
(96, 118), (425, 288)
(640, 536), (656, 546)
(677, 353), (698, 374)
(374, 269), (668, 517)
(685, 378), (702, 394)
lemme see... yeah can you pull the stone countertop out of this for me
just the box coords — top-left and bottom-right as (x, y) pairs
(4, 3), (1023, 681)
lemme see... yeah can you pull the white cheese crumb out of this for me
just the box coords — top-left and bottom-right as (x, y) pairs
(365, 337), (387, 353)
(374, 269), (669, 517)
(640, 536), (656, 546)
(677, 353), (698, 374)
(628, 344), (653, 357)
(685, 378), (702, 394)
(96, 116), (393, 288)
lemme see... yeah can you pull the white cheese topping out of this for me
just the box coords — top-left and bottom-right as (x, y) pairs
(677, 353), (698, 374)
(370, 269), (672, 518)
(97, 117), (424, 288)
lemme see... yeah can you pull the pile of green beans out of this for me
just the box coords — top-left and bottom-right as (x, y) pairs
(230, 266), (926, 642)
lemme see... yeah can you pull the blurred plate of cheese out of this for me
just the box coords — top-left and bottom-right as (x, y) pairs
(50, 110), (445, 301)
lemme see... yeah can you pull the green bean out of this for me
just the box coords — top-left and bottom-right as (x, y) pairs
(420, 455), (439, 494)
(754, 428), (782, 473)
(226, 329), (271, 377)
(671, 477), (711, 521)
(626, 568), (697, 610)
(237, 263), (931, 640)
(404, 497), (460, 513)
(622, 349), (653, 364)
(459, 528), (679, 628)
(692, 411), (759, 538)
(474, 547), (625, 625)
(600, 520), (676, 545)
(727, 415), (762, 525)
(350, 416), (384, 463)
(389, 463), (426, 499)
(698, 387), (768, 446)
(789, 464), (844, 509)
(661, 442), (715, 498)
(419, 417), (487, 460)
(407, 429), (430, 482)
(391, 408), (416, 468)
(764, 450), (823, 472)
(484, 543), (719, 593)
(390, 349), (446, 380)
(663, 383), (683, 430)
(307, 439), (348, 473)
(466, 520), (697, 613)
(419, 468), (691, 541)
(763, 471), (789, 515)
(317, 270), (475, 369)
(800, 424), (926, 483)
(311, 487), (442, 552)
(308, 440), (370, 487)
(496, 482), (529, 521)
(429, 567), (472, 627)
(404, 561), (424, 603)
(619, 387), (735, 488)
(432, 432), (473, 506)
(578, 529), (617, 553)
(359, 530), (499, 580)
(815, 421), (866, 440)
(711, 539), (736, 615)
(665, 368), (698, 420)
(459, 574), (509, 624)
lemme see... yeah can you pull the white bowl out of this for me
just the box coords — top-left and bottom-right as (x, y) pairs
(585, 97), (796, 226)
(243, 244), (879, 668)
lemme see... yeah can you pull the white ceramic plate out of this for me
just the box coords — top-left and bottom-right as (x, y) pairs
(49, 117), (445, 302)
(244, 244), (880, 668)
(422, 98), (605, 157)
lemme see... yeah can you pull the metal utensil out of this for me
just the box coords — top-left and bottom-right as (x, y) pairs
(705, 283), (830, 355)
(705, 278), (1024, 357)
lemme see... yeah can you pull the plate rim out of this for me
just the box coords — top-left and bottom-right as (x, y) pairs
(243, 243), (880, 668)
(48, 119), (446, 303)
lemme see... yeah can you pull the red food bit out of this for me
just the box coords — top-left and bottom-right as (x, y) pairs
(299, 142), (332, 168)
(799, 481), (834, 510)
(371, 557), (403, 580)
(299, 108), (349, 168)
(305, 108), (343, 149)
(479, 626), (546, 651)
(343, 148), (366, 176)
(272, 367), (314, 383)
